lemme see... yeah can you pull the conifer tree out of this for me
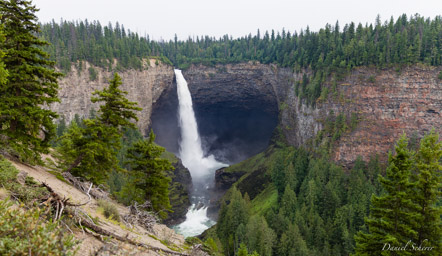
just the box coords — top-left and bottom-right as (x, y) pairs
(91, 73), (141, 129)
(354, 135), (418, 255)
(0, 0), (61, 162)
(0, 25), (7, 85)
(57, 73), (140, 183)
(125, 130), (173, 218)
(412, 130), (441, 255)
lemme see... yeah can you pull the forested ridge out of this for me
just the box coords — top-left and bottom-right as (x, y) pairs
(41, 14), (442, 71)
(40, 14), (442, 104)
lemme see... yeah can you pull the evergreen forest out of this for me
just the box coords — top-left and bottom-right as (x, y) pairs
(0, 1), (440, 255)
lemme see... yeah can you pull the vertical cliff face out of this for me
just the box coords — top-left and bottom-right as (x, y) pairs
(51, 60), (174, 135)
(54, 62), (441, 167)
(281, 66), (442, 166)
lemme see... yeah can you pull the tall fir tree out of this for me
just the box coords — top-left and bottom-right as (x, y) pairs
(354, 134), (418, 255)
(0, 0), (61, 162)
(125, 130), (173, 218)
(91, 73), (141, 129)
(412, 130), (441, 255)
(56, 73), (140, 183)
(0, 24), (7, 85)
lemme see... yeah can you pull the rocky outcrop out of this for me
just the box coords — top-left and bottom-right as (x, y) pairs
(51, 60), (174, 136)
(281, 66), (442, 166)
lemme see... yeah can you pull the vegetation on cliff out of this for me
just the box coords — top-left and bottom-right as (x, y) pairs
(40, 14), (441, 105)
(355, 131), (441, 256)
(207, 131), (440, 256)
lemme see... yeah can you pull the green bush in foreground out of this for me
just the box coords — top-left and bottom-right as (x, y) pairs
(0, 199), (77, 256)
(98, 199), (121, 221)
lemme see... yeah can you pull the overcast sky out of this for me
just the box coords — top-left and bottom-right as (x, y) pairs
(32, 0), (442, 41)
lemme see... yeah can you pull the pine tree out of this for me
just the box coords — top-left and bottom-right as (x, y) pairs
(56, 73), (140, 183)
(0, 24), (7, 85)
(278, 223), (309, 256)
(57, 119), (120, 183)
(91, 73), (141, 129)
(354, 135), (418, 255)
(125, 130), (173, 218)
(412, 130), (441, 255)
(0, 0), (61, 162)
(245, 215), (276, 256)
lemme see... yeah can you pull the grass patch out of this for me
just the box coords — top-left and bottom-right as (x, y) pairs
(250, 184), (278, 215)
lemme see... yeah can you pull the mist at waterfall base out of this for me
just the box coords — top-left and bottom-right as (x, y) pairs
(173, 69), (228, 237)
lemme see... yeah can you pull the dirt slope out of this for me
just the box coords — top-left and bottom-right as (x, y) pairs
(8, 156), (188, 256)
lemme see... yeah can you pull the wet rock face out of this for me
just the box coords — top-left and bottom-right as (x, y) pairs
(152, 63), (293, 164)
(281, 66), (442, 166)
(51, 61), (174, 136)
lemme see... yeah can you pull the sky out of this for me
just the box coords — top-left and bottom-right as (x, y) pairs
(32, 0), (442, 41)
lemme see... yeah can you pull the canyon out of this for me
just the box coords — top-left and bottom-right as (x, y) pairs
(52, 60), (442, 222)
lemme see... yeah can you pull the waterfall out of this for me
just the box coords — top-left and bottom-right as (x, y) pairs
(173, 69), (227, 237)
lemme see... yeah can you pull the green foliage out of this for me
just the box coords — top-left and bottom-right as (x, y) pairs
(0, 156), (48, 205)
(0, 24), (8, 86)
(0, 199), (77, 255)
(40, 20), (156, 70)
(412, 130), (441, 252)
(438, 71), (442, 80)
(98, 199), (121, 221)
(215, 144), (382, 255)
(216, 187), (251, 255)
(56, 73), (141, 184)
(39, 15), (441, 104)
(91, 73), (141, 129)
(56, 119), (120, 183)
(125, 130), (173, 218)
(88, 66), (98, 81)
(245, 215), (276, 256)
(0, 0), (62, 163)
(355, 131), (441, 255)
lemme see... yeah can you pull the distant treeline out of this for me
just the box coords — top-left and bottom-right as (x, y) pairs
(40, 14), (441, 105)
(40, 14), (442, 72)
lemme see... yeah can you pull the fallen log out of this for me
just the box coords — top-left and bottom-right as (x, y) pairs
(41, 181), (188, 256)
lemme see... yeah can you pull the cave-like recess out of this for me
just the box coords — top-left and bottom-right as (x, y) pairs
(150, 75), (279, 164)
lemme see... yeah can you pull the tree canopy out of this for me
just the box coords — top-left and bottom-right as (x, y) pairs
(0, 0), (61, 162)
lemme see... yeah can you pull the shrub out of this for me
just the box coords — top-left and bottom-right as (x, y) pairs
(98, 199), (120, 221)
(88, 66), (98, 81)
(0, 199), (77, 255)
(0, 157), (48, 204)
(438, 71), (442, 80)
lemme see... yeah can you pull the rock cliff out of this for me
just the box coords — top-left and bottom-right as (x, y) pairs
(54, 62), (441, 166)
(51, 60), (174, 136)
(280, 65), (442, 166)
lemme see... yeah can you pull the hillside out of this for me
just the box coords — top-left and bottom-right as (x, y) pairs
(0, 155), (205, 255)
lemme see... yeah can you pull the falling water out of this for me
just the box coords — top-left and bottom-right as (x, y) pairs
(173, 69), (227, 237)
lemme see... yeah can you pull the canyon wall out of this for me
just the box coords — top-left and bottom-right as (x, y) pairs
(51, 60), (174, 136)
(54, 62), (441, 166)
(281, 65), (442, 166)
